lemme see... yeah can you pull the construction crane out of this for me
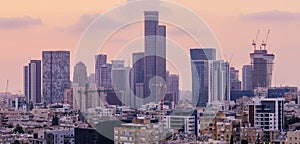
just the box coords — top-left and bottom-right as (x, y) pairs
(252, 29), (260, 50)
(261, 29), (270, 50)
(1, 80), (9, 104)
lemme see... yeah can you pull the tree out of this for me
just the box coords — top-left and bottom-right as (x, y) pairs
(13, 124), (24, 134)
(241, 139), (248, 144)
(7, 124), (13, 128)
(295, 126), (300, 131)
(52, 116), (59, 126)
(12, 140), (20, 144)
(230, 136), (234, 144)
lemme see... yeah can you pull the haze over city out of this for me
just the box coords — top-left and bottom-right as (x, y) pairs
(1, 0), (300, 93)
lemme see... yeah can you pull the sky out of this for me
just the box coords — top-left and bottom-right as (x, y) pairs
(1, 0), (300, 93)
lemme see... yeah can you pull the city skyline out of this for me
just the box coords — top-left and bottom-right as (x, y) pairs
(0, 1), (300, 143)
(1, 0), (300, 93)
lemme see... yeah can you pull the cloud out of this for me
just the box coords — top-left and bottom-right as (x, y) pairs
(0, 16), (42, 29)
(61, 14), (99, 34)
(240, 10), (300, 22)
(59, 12), (139, 36)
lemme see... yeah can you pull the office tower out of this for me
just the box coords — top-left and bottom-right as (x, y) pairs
(190, 48), (230, 107)
(248, 97), (284, 141)
(95, 54), (107, 88)
(190, 48), (214, 107)
(144, 11), (166, 104)
(166, 74), (179, 104)
(131, 52), (144, 98)
(211, 60), (230, 102)
(230, 67), (241, 90)
(88, 73), (95, 84)
(101, 64), (112, 90)
(73, 61), (88, 87)
(23, 60), (41, 104)
(242, 65), (252, 90)
(42, 51), (70, 104)
(111, 60), (131, 106)
(250, 49), (275, 88)
(24, 66), (29, 100)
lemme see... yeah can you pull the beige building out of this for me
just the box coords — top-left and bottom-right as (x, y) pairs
(114, 118), (161, 144)
(286, 130), (300, 144)
(240, 126), (263, 143)
(200, 112), (241, 143)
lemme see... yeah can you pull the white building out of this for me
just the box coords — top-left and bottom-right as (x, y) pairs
(29, 129), (74, 144)
(249, 97), (284, 141)
(165, 115), (195, 134)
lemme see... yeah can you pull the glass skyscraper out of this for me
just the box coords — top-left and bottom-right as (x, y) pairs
(144, 11), (166, 104)
(190, 48), (230, 107)
(95, 54), (107, 88)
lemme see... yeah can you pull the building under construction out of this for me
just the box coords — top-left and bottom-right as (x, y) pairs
(250, 29), (275, 89)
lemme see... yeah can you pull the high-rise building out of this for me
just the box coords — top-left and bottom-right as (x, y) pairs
(211, 60), (230, 102)
(101, 64), (112, 90)
(88, 73), (96, 84)
(250, 49), (275, 88)
(190, 48), (230, 107)
(132, 52), (144, 97)
(144, 11), (166, 104)
(166, 74), (179, 104)
(42, 51), (70, 104)
(248, 97), (284, 141)
(95, 54), (107, 88)
(23, 60), (41, 104)
(230, 67), (241, 90)
(242, 65), (252, 90)
(111, 60), (131, 106)
(73, 61), (88, 87)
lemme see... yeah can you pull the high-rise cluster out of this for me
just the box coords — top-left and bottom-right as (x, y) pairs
(190, 48), (230, 107)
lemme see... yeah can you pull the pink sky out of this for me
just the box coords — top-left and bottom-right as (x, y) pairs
(1, 0), (300, 93)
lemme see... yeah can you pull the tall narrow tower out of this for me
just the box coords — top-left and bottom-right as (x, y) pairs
(24, 60), (42, 104)
(144, 11), (166, 104)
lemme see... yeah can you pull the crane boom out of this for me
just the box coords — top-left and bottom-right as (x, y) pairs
(261, 29), (270, 50)
(252, 29), (260, 50)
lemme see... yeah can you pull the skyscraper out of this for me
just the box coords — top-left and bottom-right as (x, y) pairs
(95, 54), (107, 88)
(190, 48), (230, 107)
(42, 51), (70, 104)
(100, 64), (112, 90)
(132, 52), (144, 98)
(211, 60), (230, 102)
(144, 11), (166, 104)
(111, 60), (131, 106)
(73, 61), (88, 87)
(250, 49), (275, 88)
(24, 60), (41, 104)
(166, 74), (179, 104)
(242, 65), (252, 90)
(230, 67), (241, 90)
